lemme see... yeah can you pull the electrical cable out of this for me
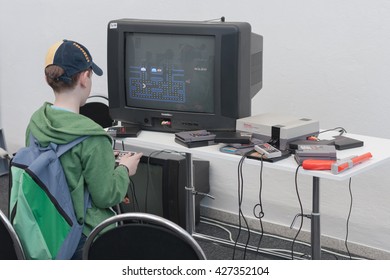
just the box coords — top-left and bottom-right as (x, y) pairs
(316, 127), (347, 138)
(111, 138), (116, 149)
(232, 153), (251, 259)
(199, 216), (367, 260)
(345, 178), (353, 259)
(291, 164), (304, 260)
(145, 153), (152, 212)
(232, 154), (245, 259)
(128, 178), (140, 212)
(253, 156), (265, 255)
(200, 217), (307, 259)
(112, 139), (126, 150)
(201, 219), (235, 242)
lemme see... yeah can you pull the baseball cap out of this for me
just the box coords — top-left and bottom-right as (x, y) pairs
(45, 39), (103, 82)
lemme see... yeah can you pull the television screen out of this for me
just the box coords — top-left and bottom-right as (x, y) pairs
(125, 33), (215, 114)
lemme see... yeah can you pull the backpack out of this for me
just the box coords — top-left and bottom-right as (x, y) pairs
(9, 134), (89, 260)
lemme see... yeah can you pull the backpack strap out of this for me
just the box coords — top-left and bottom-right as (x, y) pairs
(53, 135), (92, 222)
(56, 136), (89, 157)
(28, 134), (88, 158)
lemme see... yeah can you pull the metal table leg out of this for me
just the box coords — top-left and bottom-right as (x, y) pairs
(185, 152), (195, 234)
(311, 176), (321, 259)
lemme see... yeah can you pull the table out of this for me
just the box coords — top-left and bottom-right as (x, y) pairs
(121, 130), (390, 259)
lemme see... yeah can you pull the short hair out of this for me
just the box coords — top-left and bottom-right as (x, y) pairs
(44, 65), (82, 92)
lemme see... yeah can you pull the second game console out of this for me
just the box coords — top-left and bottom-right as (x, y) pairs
(236, 113), (319, 150)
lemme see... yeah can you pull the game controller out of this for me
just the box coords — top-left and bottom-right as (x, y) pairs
(114, 150), (135, 162)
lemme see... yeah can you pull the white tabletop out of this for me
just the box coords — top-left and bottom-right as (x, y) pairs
(121, 130), (390, 181)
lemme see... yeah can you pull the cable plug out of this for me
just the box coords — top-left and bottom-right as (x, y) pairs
(290, 213), (311, 229)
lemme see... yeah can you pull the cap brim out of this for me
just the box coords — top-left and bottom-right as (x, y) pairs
(92, 62), (103, 76)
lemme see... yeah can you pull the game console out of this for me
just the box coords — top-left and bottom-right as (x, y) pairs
(294, 145), (337, 164)
(175, 130), (253, 148)
(236, 113), (319, 150)
(107, 126), (141, 138)
(174, 130), (217, 148)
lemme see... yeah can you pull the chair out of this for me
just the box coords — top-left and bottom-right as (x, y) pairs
(82, 212), (206, 260)
(0, 210), (25, 260)
(79, 95), (117, 128)
(0, 129), (9, 176)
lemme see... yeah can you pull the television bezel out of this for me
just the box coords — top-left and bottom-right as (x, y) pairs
(107, 18), (258, 132)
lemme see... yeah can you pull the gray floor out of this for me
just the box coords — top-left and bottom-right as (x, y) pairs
(194, 216), (365, 260)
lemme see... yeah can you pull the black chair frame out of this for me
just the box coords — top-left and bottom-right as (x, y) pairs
(83, 212), (206, 260)
(0, 209), (25, 260)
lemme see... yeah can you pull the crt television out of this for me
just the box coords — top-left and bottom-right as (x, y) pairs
(107, 18), (263, 132)
(119, 152), (210, 229)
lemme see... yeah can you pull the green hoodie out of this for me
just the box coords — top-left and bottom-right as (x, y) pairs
(26, 102), (129, 236)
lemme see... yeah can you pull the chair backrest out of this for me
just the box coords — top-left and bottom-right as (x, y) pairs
(83, 212), (206, 260)
(0, 210), (25, 260)
(79, 95), (116, 128)
(0, 128), (9, 176)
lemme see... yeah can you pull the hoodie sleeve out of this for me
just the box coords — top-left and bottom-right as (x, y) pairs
(78, 136), (129, 208)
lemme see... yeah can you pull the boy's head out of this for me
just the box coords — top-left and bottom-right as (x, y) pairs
(44, 39), (102, 91)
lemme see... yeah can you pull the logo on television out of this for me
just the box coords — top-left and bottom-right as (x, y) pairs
(161, 113), (173, 117)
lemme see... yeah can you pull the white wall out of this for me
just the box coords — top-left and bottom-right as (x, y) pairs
(1, 0), (390, 256)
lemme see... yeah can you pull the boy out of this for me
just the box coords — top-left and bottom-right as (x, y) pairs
(26, 39), (142, 259)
